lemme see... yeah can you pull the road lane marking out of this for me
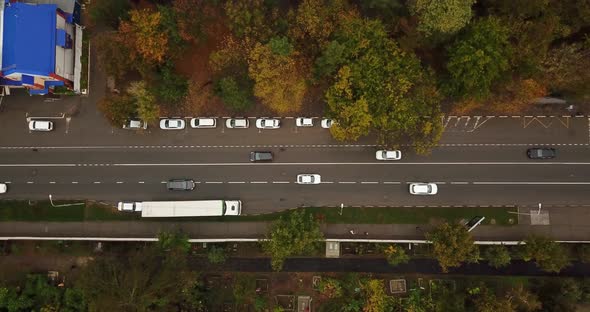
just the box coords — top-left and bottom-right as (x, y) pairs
(93, 181), (101, 184)
(473, 182), (590, 185)
(116, 181), (124, 184)
(26, 181), (33, 184)
(205, 181), (223, 184)
(339, 182), (356, 184)
(138, 181), (145, 184)
(228, 181), (246, 184)
(321, 181), (334, 184)
(250, 181), (268, 184)
(360, 181), (378, 184)
(71, 181), (78, 184)
(272, 181), (290, 184)
(49, 181), (56, 184)
(383, 181), (401, 184)
(451, 182), (469, 184)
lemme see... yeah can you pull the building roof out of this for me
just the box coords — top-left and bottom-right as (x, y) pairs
(2, 2), (56, 76)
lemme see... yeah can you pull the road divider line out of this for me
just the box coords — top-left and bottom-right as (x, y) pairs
(49, 181), (56, 184)
(361, 181), (378, 184)
(205, 182), (223, 184)
(93, 181), (101, 184)
(26, 181), (33, 184)
(228, 181), (246, 184)
(138, 181), (145, 184)
(272, 181), (290, 184)
(473, 181), (590, 185)
(71, 181), (78, 184)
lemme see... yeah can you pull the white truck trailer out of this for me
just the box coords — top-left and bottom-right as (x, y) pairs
(117, 200), (242, 217)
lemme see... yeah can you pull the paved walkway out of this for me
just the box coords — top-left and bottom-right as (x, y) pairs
(0, 206), (589, 242)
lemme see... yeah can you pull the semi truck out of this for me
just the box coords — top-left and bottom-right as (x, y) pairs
(117, 200), (242, 217)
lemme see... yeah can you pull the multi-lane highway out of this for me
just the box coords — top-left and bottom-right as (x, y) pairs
(1, 93), (589, 213)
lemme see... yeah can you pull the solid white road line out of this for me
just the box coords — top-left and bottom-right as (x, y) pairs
(250, 181), (268, 184)
(473, 182), (590, 185)
(272, 181), (290, 184)
(205, 181), (223, 184)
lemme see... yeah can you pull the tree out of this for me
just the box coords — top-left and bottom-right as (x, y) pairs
(87, 0), (130, 28)
(445, 17), (511, 99)
(127, 81), (159, 125)
(171, 0), (206, 43)
(318, 17), (443, 153)
(468, 285), (515, 312)
(484, 244), (511, 268)
(97, 94), (137, 127)
(362, 279), (388, 312)
(224, 0), (276, 41)
(408, 0), (475, 36)
(531, 278), (582, 312)
(156, 230), (191, 254)
(426, 222), (479, 272)
(94, 32), (135, 79)
(540, 41), (590, 100)
(248, 41), (308, 114)
(119, 9), (169, 64)
(506, 284), (541, 312)
(214, 76), (255, 112)
(207, 245), (227, 264)
(151, 62), (189, 105)
(62, 288), (86, 312)
(519, 236), (571, 273)
(383, 244), (410, 267)
(318, 278), (343, 299)
(261, 210), (324, 271)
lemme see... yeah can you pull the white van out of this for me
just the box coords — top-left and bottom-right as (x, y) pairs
(28, 120), (53, 131)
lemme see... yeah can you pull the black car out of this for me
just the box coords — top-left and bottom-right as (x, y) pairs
(166, 179), (196, 191)
(250, 151), (273, 162)
(527, 148), (556, 159)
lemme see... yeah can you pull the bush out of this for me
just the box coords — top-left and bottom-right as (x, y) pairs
(578, 245), (590, 263)
(87, 0), (130, 28)
(153, 62), (189, 105)
(97, 94), (137, 126)
(318, 277), (343, 299)
(207, 246), (227, 264)
(383, 244), (410, 267)
(484, 244), (511, 268)
(214, 76), (255, 112)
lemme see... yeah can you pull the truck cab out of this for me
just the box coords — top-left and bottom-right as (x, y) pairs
(117, 201), (143, 212)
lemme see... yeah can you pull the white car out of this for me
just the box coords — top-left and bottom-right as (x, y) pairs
(226, 118), (249, 129)
(296, 117), (314, 127)
(0, 183), (7, 194)
(297, 174), (321, 185)
(321, 118), (334, 129)
(409, 183), (438, 195)
(376, 150), (402, 160)
(160, 118), (185, 130)
(256, 118), (281, 129)
(190, 118), (217, 128)
(122, 119), (147, 130)
(28, 120), (53, 131)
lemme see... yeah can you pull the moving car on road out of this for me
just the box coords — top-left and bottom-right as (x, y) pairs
(0, 183), (7, 194)
(226, 118), (249, 129)
(321, 118), (334, 129)
(256, 118), (281, 129)
(28, 120), (53, 131)
(190, 118), (217, 128)
(527, 147), (556, 159)
(376, 150), (402, 160)
(297, 174), (321, 185)
(167, 179), (196, 191)
(409, 183), (438, 195)
(250, 151), (273, 162)
(296, 117), (314, 127)
(160, 118), (185, 130)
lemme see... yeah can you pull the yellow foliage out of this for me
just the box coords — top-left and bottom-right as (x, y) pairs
(119, 9), (168, 64)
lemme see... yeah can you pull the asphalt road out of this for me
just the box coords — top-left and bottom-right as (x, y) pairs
(1, 146), (590, 213)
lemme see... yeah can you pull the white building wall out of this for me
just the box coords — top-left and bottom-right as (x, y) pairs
(54, 14), (75, 81)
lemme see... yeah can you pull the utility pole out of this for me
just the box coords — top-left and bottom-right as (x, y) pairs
(339, 203), (344, 216)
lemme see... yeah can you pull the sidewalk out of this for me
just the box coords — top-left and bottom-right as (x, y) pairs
(0, 206), (589, 242)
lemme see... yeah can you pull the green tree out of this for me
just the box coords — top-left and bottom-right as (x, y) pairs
(207, 245), (228, 264)
(261, 210), (324, 271)
(177, 271), (207, 311)
(408, 0), (475, 36)
(97, 94), (137, 127)
(318, 278), (343, 299)
(224, 0), (276, 41)
(426, 222), (479, 272)
(156, 230), (191, 254)
(318, 17), (443, 153)
(519, 236), (571, 273)
(94, 32), (135, 79)
(468, 285), (515, 312)
(87, 0), (130, 28)
(233, 274), (256, 305)
(531, 278), (582, 312)
(362, 279), (388, 312)
(578, 244), (590, 263)
(214, 76), (255, 112)
(152, 62), (189, 105)
(62, 288), (86, 312)
(445, 17), (511, 99)
(484, 244), (511, 268)
(248, 41), (308, 114)
(383, 244), (410, 267)
(127, 81), (159, 125)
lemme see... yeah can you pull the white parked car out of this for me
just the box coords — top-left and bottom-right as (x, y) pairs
(256, 118), (281, 129)
(376, 150), (402, 160)
(160, 118), (185, 130)
(321, 118), (334, 129)
(190, 117), (217, 128)
(296, 117), (314, 127)
(225, 118), (249, 129)
(122, 119), (147, 130)
(297, 174), (321, 185)
(28, 120), (53, 131)
(409, 183), (438, 195)
(0, 183), (7, 194)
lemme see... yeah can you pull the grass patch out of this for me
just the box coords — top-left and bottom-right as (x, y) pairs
(0, 200), (138, 222)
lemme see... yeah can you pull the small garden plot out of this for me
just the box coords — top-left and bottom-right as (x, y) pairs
(276, 295), (296, 311)
(256, 278), (269, 294)
(389, 279), (407, 294)
(429, 279), (457, 295)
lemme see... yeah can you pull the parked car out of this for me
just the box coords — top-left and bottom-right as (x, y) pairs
(296, 117), (314, 127)
(376, 150), (402, 160)
(250, 151), (273, 162)
(166, 179), (196, 191)
(226, 118), (249, 129)
(0, 183), (7, 194)
(190, 118), (217, 128)
(409, 183), (438, 195)
(321, 118), (334, 129)
(122, 119), (147, 130)
(160, 118), (185, 130)
(297, 174), (321, 185)
(28, 120), (53, 131)
(527, 147), (556, 159)
(256, 118), (281, 129)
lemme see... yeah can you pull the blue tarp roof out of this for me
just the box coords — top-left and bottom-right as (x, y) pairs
(2, 2), (57, 76)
